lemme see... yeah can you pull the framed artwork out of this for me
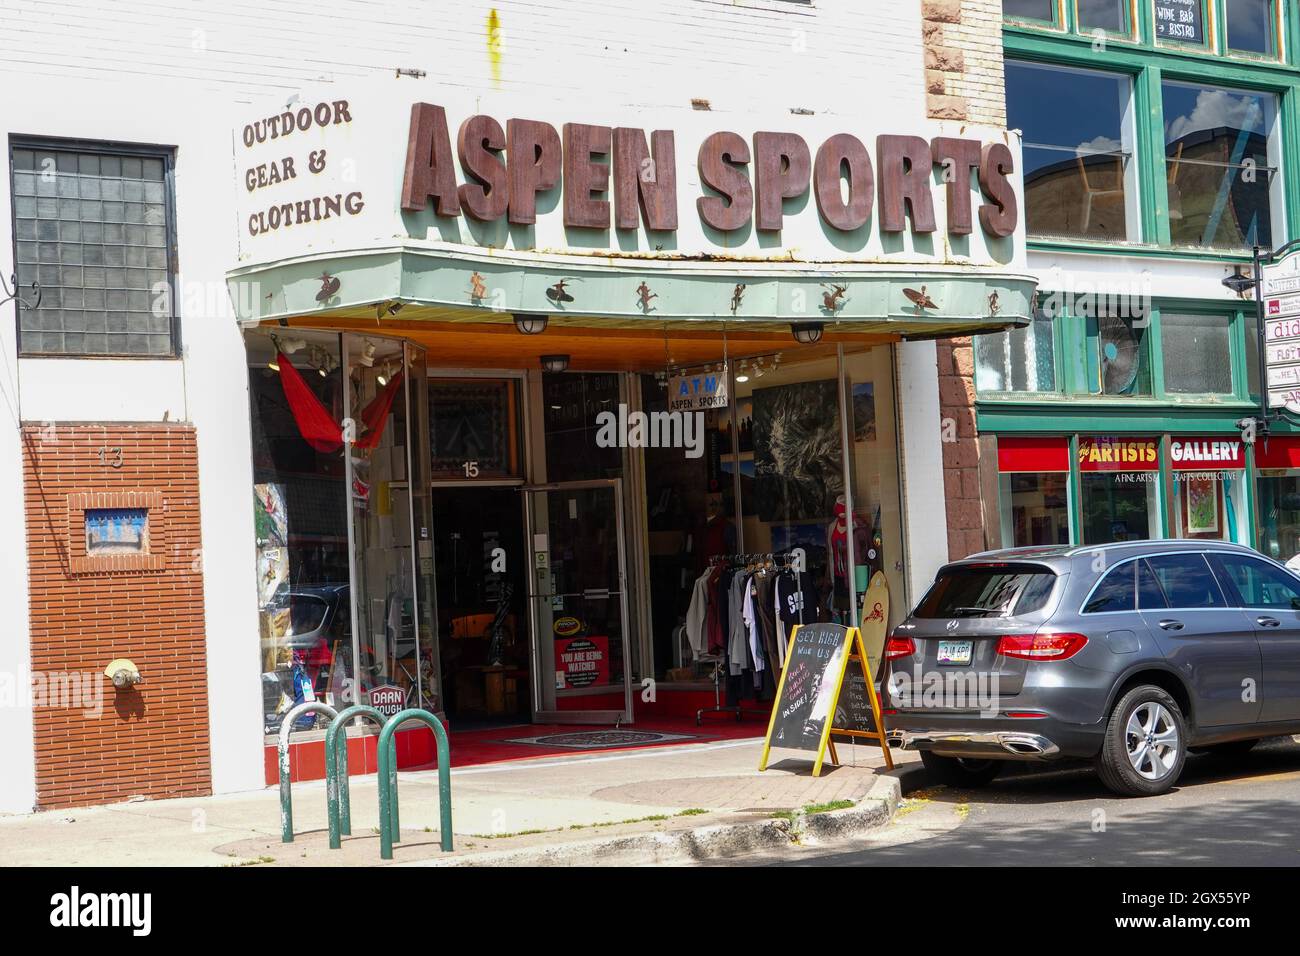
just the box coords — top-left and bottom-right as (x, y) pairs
(1185, 475), (1219, 535)
(752, 379), (843, 522)
(852, 382), (876, 442)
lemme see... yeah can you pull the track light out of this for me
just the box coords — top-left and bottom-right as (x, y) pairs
(540, 354), (570, 373)
(791, 322), (824, 345)
(514, 313), (549, 335)
(357, 340), (376, 367)
(1221, 267), (1255, 297)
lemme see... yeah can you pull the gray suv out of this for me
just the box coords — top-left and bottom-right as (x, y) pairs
(885, 540), (1300, 796)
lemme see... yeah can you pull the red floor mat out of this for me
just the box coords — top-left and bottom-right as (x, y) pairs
(411, 716), (768, 770)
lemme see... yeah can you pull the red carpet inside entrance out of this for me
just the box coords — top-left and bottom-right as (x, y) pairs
(409, 716), (768, 770)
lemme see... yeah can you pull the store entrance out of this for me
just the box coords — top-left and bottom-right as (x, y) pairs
(526, 479), (634, 724)
(431, 485), (531, 728)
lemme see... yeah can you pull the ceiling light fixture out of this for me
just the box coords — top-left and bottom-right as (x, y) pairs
(513, 313), (549, 335)
(540, 354), (570, 373)
(791, 322), (824, 345)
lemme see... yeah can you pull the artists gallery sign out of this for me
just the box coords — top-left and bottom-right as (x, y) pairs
(398, 103), (1018, 239)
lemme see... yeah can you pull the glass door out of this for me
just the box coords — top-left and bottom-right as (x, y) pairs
(525, 478), (633, 723)
(343, 334), (440, 717)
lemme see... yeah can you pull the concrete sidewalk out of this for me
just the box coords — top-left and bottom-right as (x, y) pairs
(0, 735), (915, 866)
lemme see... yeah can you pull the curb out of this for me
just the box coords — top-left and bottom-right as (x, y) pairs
(406, 772), (904, 867)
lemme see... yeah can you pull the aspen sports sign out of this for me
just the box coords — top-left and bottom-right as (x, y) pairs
(232, 84), (1027, 270)
(398, 103), (1018, 241)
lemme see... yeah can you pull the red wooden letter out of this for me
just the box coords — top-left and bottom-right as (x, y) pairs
(507, 118), (562, 225)
(930, 137), (982, 235)
(696, 131), (752, 232)
(457, 114), (509, 221)
(612, 128), (678, 231)
(876, 134), (936, 233)
(563, 123), (612, 229)
(753, 132), (810, 232)
(813, 134), (873, 231)
(401, 103), (461, 216)
(978, 142), (1018, 238)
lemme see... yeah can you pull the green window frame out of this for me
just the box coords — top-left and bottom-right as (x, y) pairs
(1221, 0), (1281, 61)
(1005, 29), (1297, 260)
(1004, 0), (1064, 29)
(1074, 0), (1136, 39)
(1006, 0), (1295, 63)
(972, 307), (1064, 396)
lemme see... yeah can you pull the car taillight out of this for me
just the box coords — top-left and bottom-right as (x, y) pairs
(884, 634), (916, 660)
(995, 632), (1088, 661)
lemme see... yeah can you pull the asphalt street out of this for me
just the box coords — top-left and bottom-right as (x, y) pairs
(714, 736), (1300, 866)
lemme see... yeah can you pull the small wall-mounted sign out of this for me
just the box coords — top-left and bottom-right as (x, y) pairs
(85, 508), (148, 554)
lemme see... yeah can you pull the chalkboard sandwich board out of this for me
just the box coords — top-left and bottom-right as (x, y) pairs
(758, 622), (893, 776)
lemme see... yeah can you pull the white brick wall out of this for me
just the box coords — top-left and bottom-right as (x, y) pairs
(0, 0), (927, 118)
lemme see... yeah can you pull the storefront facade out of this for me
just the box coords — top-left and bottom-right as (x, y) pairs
(975, 2), (1300, 559)
(0, 0), (1025, 811)
(230, 69), (1033, 761)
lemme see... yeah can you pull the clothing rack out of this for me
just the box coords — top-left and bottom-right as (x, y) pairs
(695, 551), (803, 726)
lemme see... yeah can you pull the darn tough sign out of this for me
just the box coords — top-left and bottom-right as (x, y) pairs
(399, 104), (1018, 239)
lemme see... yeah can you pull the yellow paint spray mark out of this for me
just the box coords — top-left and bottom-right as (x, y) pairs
(486, 9), (503, 88)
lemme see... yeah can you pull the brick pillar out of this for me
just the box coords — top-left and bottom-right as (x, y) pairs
(22, 423), (212, 809)
(923, 0), (1006, 560)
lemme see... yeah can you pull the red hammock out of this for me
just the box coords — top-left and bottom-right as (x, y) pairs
(355, 371), (404, 449)
(276, 351), (342, 452)
(277, 352), (404, 453)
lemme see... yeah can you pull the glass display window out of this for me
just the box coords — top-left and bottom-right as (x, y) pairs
(1077, 436), (1162, 544)
(995, 436), (1072, 546)
(1168, 437), (1248, 543)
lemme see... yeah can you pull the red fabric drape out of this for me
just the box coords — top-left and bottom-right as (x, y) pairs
(355, 371), (404, 449)
(276, 351), (342, 453)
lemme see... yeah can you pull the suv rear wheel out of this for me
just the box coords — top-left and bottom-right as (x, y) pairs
(919, 751), (1003, 789)
(1096, 685), (1187, 796)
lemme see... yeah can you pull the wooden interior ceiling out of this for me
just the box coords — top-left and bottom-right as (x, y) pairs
(272, 305), (895, 372)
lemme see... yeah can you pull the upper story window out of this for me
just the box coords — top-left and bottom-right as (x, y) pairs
(1159, 312), (1233, 394)
(974, 310), (1057, 393)
(1162, 81), (1278, 250)
(1155, 1), (1209, 46)
(1005, 0), (1058, 23)
(1008, 0), (1286, 62)
(1078, 0), (1130, 34)
(1226, 0), (1277, 56)
(1093, 311), (1152, 396)
(10, 140), (176, 357)
(1007, 60), (1139, 243)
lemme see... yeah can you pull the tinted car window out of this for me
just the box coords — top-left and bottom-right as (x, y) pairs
(1210, 554), (1300, 609)
(1144, 553), (1225, 608)
(288, 595), (329, 636)
(1137, 559), (1168, 609)
(914, 565), (1056, 618)
(1084, 562), (1135, 613)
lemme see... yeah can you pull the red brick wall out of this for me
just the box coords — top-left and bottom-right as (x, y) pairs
(22, 423), (211, 809)
(936, 339), (986, 560)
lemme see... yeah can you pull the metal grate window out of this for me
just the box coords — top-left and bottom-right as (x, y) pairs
(11, 141), (176, 356)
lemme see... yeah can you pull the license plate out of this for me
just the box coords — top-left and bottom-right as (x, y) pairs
(937, 640), (973, 665)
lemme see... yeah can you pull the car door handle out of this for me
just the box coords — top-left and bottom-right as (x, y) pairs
(1157, 619), (1184, 631)
(1257, 616), (1281, 628)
